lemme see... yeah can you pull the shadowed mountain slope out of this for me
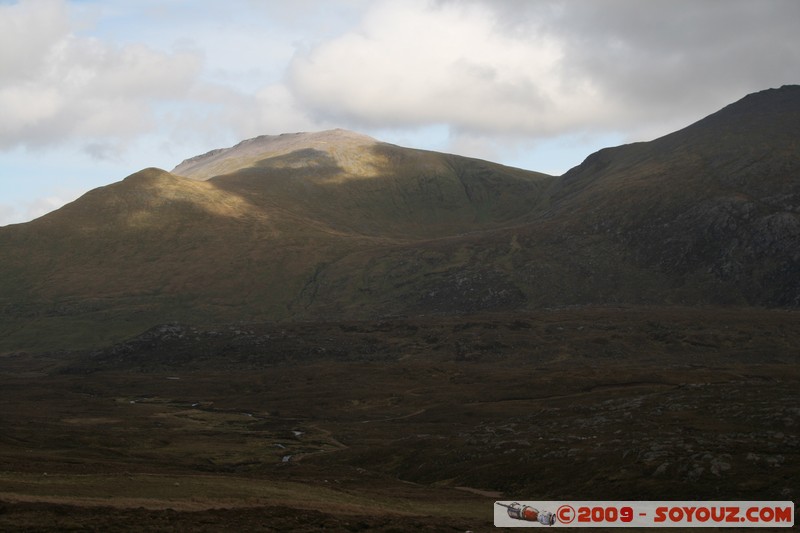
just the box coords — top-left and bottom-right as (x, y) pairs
(548, 85), (800, 305)
(173, 129), (555, 239)
(0, 135), (554, 351)
(1, 87), (798, 352)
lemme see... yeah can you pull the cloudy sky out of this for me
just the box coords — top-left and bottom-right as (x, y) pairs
(1, 0), (798, 225)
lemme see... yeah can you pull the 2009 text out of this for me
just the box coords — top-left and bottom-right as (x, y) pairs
(494, 500), (795, 528)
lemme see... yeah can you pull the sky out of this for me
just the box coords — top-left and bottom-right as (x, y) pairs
(1, 0), (799, 226)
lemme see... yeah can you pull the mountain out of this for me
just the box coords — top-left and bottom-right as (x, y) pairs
(549, 85), (800, 305)
(0, 130), (554, 351)
(171, 128), (554, 239)
(1, 87), (799, 352)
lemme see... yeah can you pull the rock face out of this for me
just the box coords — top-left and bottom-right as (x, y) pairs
(1, 86), (799, 351)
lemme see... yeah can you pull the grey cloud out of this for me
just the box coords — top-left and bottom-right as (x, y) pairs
(289, 0), (800, 142)
(3, 0), (798, 168)
(487, 0), (800, 133)
(82, 141), (124, 162)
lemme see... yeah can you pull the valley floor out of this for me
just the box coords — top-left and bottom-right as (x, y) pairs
(0, 307), (797, 531)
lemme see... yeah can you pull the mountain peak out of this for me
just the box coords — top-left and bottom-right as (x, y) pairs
(659, 84), (800, 146)
(736, 84), (800, 105)
(563, 84), (800, 180)
(2, 87), (800, 353)
(172, 129), (379, 180)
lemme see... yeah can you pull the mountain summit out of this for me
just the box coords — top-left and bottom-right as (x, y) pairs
(172, 129), (381, 180)
(550, 84), (800, 305)
(1, 87), (798, 351)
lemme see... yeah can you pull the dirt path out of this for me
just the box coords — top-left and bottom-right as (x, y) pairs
(291, 424), (349, 463)
(453, 486), (503, 498)
(360, 407), (428, 423)
(464, 382), (676, 406)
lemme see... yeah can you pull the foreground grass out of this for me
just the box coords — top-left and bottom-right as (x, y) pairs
(0, 307), (797, 530)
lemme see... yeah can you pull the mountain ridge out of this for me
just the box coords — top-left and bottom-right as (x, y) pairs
(546, 85), (800, 305)
(1, 85), (798, 352)
(172, 129), (382, 181)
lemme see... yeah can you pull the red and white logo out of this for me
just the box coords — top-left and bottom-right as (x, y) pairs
(494, 501), (794, 528)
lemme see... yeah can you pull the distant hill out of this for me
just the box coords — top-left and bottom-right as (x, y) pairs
(1, 86), (798, 352)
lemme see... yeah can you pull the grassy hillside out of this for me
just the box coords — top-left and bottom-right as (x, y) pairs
(0, 142), (554, 352)
(1, 87), (799, 352)
(548, 85), (800, 305)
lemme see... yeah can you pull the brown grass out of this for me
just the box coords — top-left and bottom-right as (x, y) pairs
(0, 307), (797, 530)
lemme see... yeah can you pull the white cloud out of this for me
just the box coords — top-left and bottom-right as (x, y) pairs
(288, 0), (800, 143)
(0, 0), (70, 79)
(0, 193), (72, 226)
(6, 0), (797, 161)
(289, 0), (612, 137)
(3, 0), (800, 226)
(0, 0), (202, 151)
(239, 84), (329, 138)
(26, 194), (68, 220)
(0, 203), (19, 227)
